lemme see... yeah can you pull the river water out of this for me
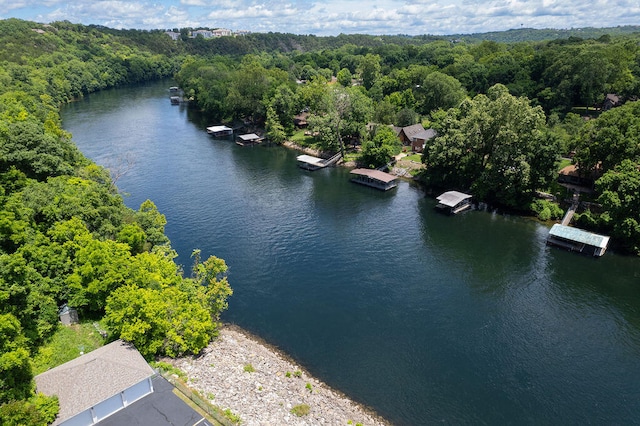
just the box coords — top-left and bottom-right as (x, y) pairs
(61, 80), (640, 425)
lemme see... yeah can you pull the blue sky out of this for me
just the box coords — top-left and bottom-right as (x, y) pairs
(2, 0), (639, 36)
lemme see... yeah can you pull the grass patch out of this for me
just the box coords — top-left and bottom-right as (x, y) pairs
(289, 130), (318, 147)
(243, 363), (255, 373)
(290, 404), (310, 417)
(224, 408), (241, 424)
(404, 153), (422, 162)
(32, 322), (106, 374)
(557, 158), (572, 171)
(342, 151), (359, 163)
(151, 361), (187, 380)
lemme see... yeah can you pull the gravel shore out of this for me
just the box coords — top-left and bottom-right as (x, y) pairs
(168, 325), (391, 426)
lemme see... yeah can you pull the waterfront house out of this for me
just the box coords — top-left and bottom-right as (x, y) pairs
(395, 124), (437, 153)
(557, 164), (600, 192)
(350, 168), (399, 191)
(35, 340), (155, 425)
(435, 191), (473, 214)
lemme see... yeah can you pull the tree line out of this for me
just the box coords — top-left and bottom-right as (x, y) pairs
(175, 29), (640, 253)
(0, 19), (231, 424)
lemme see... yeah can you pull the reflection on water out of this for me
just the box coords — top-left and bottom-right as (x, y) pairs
(62, 80), (640, 425)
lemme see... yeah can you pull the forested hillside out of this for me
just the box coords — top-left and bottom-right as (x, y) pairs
(0, 19), (231, 425)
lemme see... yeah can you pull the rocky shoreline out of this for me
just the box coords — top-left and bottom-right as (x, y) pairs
(168, 324), (391, 426)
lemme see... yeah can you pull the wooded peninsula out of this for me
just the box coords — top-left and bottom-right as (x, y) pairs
(1, 18), (640, 424)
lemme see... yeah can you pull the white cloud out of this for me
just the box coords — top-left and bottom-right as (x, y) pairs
(2, 0), (639, 35)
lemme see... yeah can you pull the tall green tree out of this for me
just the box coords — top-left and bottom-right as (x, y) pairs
(422, 84), (556, 208)
(416, 71), (466, 114)
(265, 105), (286, 144)
(0, 313), (32, 403)
(595, 160), (640, 253)
(359, 53), (381, 90)
(308, 86), (373, 155)
(574, 100), (640, 173)
(358, 126), (402, 169)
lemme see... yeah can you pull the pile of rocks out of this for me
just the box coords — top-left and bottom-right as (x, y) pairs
(168, 325), (390, 426)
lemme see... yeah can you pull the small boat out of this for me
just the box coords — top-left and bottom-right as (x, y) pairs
(170, 96), (181, 105)
(169, 86), (179, 92)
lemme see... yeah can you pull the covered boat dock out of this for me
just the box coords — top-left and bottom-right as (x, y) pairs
(547, 224), (610, 257)
(296, 152), (342, 171)
(206, 125), (233, 137)
(350, 168), (398, 191)
(297, 154), (325, 170)
(435, 191), (473, 214)
(236, 133), (263, 146)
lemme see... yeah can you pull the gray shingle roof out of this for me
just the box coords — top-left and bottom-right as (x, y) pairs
(401, 123), (426, 137)
(35, 340), (154, 424)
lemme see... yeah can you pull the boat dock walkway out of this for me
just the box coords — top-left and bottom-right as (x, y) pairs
(561, 193), (580, 226)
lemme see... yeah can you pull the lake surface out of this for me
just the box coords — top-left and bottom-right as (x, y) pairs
(62, 80), (640, 425)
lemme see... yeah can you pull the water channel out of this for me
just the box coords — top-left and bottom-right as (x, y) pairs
(61, 80), (640, 425)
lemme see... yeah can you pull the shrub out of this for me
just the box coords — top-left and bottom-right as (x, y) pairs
(530, 199), (564, 221)
(224, 408), (241, 424)
(243, 364), (255, 373)
(290, 404), (310, 417)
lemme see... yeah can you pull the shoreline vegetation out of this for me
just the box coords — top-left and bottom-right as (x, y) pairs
(167, 324), (391, 426)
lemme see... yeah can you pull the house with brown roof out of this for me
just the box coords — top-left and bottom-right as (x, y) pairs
(602, 93), (622, 110)
(557, 164), (600, 192)
(395, 124), (437, 153)
(35, 340), (155, 426)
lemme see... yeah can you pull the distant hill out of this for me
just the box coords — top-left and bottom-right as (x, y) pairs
(446, 26), (640, 43)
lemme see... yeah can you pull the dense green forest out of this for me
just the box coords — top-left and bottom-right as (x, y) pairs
(0, 19), (231, 425)
(1, 17), (640, 424)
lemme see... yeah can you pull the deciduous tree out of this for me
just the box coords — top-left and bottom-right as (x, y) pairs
(422, 84), (556, 209)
